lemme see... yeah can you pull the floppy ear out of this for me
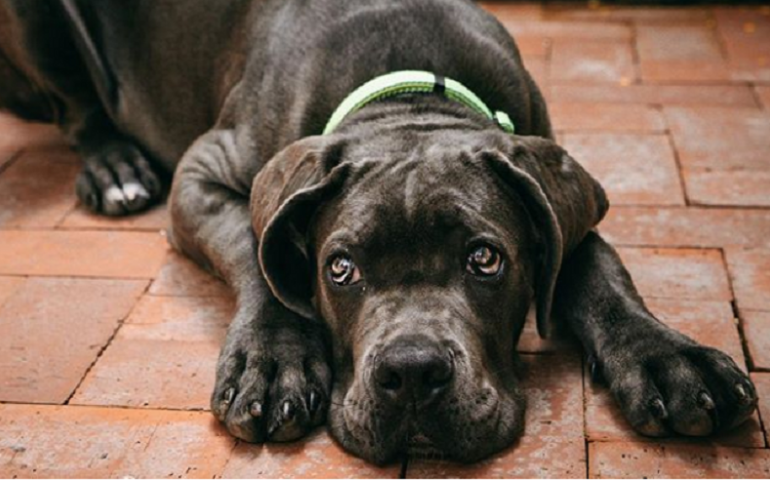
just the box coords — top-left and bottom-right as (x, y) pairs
(483, 136), (609, 338)
(251, 136), (350, 320)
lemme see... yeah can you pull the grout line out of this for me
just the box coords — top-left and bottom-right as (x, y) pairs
(53, 204), (80, 230)
(709, 6), (729, 62)
(611, 244), (724, 251)
(0, 225), (168, 232)
(399, 454), (409, 479)
(748, 84), (766, 111)
(215, 439), (241, 479)
(0, 399), (210, 414)
(661, 116), (690, 207)
(610, 241), (755, 250)
(610, 201), (770, 211)
(750, 371), (770, 449)
(0, 272), (157, 281)
(719, 249), (768, 447)
(720, 247), (756, 372)
(63, 279), (152, 405)
(0, 149), (25, 175)
(628, 20), (641, 86)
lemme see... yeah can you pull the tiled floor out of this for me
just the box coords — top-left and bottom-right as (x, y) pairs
(1, 2), (769, 478)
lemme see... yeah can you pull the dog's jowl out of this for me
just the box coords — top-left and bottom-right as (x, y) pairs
(0, 0), (757, 465)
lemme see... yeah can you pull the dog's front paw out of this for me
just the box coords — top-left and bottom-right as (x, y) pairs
(211, 310), (331, 442)
(599, 329), (757, 438)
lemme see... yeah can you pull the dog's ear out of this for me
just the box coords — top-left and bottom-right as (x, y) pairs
(251, 136), (350, 320)
(483, 136), (609, 338)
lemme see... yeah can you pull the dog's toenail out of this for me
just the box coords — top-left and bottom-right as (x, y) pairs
(122, 182), (150, 202)
(735, 383), (752, 405)
(250, 402), (263, 418)
(649, 398), (668, 419)
(588, 356), (603, 383)
(223, 388), (235, 404)
(281, 401), (294, 421)
(105, 185), (126, 204)
(308, 391), (320, 413)
(698, 392), (715, 410)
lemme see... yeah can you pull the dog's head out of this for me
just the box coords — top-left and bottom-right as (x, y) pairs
(251, 128), (607, 464)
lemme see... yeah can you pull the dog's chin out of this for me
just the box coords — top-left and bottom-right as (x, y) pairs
(327, 383), (526, 465)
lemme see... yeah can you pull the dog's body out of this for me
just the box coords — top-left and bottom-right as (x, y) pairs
(1, 0), (758, 465)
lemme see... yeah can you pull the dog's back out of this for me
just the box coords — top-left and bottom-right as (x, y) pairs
(1, 0), (537, 165)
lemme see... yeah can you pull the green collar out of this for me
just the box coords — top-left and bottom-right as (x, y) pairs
(323, 70), (515, 135)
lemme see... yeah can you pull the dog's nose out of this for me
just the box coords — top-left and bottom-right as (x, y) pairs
(374, 336), (453, 407)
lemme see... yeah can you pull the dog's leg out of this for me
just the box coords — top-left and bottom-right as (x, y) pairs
(169, 130), (331, 443)
(1, 0), (163, 215)
(553, 231), (757, 436)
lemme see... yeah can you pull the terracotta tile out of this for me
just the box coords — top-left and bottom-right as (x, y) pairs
(149, 250), (231, 297)
(617, 248), (731, 302)
(59, 204), (170, 231)
(589, 441), (770, 478)
(561, 133), (684, 206)
(501, 20), (632, 41)
(71, 295), (233, 410)
(549, 103), (665, 133)
(521, 353), (584, 438)
(644, 298), (735, 327)
(638, 48), (770, 83)
(407, 353), (585, 477)
(639, 60), (733, 83)
(515, 36), (551, 58)
(550, 84), (757, 108)
(757, 86), (770, 110)
(480, 2), (543, 21)
(0, 149), (80, 228)
(637, 25), (723, 63)
(551, 41), (636, 84)
(684, 169), (770, 208)
(0, 277), (147, 403)
(0, 113), (66, 152)
(726, 57), (770, 83)
(715, 7), (770, 61)
(0, 230), (169, 278)
(743, 310), (770, 370)
(0, 276), (24, 310)
(726, 247), (770, 311)
(665, 107), (770, 171)
(752, 373), (770, 443)
(544, 5), (711, 24)
(407, 437), (586, 478)
(222, 429), (401, 478)
(522, 56), (548, 87)
(599, 206), (770, 248)
(0, 404), (235, 478)
(517, 307), (580, 354)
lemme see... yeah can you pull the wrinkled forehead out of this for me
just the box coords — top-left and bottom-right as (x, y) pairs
(313, 152), (528, 253)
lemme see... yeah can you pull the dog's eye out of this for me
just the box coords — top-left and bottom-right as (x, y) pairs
(466, 245), (502, 276)
(329, 255), (361, 286)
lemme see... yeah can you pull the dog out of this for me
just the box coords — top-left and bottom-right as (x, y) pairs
(1, 0), (758, 465)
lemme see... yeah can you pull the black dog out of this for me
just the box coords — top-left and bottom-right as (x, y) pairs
(0, 0), (757, 465)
